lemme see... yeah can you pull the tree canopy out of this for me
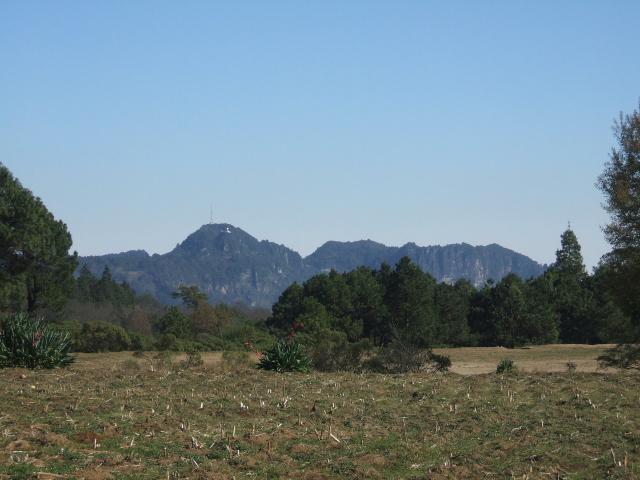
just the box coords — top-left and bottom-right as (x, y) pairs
(597, 103), (640, 330)
(0, 163), (77, 314)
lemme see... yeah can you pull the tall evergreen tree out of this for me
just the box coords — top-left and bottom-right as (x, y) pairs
(384, 257), (437, 347)
(550, 227), (594, 343)
(597, 103), (640, 329)
(172, 284), (208, 310)
(555, 227), (587, 278)
(0, 163), (77, 313)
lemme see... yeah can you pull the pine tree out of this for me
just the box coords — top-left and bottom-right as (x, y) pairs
(597, 103), (640, 328)
(555, 227), (587, 278)
(384, 257), (437, 347)
(0, 163), (77, 313)
(550, 227), (595, 343)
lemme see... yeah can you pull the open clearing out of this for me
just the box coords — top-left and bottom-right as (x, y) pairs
(436, 344), (616, 375)
(0, 345), (638, 479)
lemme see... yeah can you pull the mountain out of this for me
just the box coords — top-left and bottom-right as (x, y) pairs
(306, 240), (545, 286)
(79, 223), (546, 307)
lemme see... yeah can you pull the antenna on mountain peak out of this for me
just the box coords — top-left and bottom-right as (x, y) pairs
(210, 204), (214, 225)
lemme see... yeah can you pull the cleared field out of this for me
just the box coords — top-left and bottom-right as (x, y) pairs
(0, 346), (638, 479)
(435, 344), (615, 375)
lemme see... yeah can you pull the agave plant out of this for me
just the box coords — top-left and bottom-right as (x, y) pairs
(257, 339), (311, 373)
(0, 313), (75, 369)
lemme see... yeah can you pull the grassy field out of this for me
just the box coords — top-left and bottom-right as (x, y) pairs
(0, 346), (638, 479)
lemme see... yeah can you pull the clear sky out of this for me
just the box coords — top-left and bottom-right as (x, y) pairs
(2, 1), (639, 269)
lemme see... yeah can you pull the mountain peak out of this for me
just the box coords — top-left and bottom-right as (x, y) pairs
(78, 224), (545, 307)
(194, 223), (245, 236)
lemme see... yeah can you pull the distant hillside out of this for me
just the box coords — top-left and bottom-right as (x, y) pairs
(79, 224), (546, 307)
(306, 240), (545, 286)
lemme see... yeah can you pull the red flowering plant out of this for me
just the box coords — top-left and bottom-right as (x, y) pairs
(287, 321), (304, 340)
(32, 331), (44, 348)
(243, 340), (262, 360)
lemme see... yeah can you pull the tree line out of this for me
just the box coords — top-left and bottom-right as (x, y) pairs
(266, 227), (634, 351)
(1, 102), (639, 365)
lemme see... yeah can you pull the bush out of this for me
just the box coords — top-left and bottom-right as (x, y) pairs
(76, 321), (131, 352)
(129, 332), (154, 351)
(0, 313), (74, 369)
(156, 333), (179, 351)
(597, 344), (640, 370)
(496, 358), (516, 374)
(309, 331), (372, 372)
(428, 351), (452, 372)
(566, 361), (577, 372)
(365, 338), (440, 373)
(257, 339), (311, 373)
(180, 348), (204, 369)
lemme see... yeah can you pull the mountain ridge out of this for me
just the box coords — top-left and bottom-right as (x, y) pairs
(78, 223), (546, 307)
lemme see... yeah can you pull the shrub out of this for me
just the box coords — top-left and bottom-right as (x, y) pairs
(496, 358), (516, 374)
(597, 344), (640, 370)
(180, 348), (204, 369)
(428, 351), (452, 372)
(352, 336), (452, 374)
(156, 333), (179, 351)
(373, 339), (426, 373)
(566, 361), (577, 372)
(130, 333), (154, 351)
(257, 339), (311, 373)
(76, 321), (131, 352)
(0, 313), (74, 369)
(309, 331), (372, 372)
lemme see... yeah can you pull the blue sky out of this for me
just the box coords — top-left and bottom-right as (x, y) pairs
(2, 1), (639, 268)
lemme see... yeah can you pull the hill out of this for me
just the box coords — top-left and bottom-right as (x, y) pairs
(79, 224), (546, 307)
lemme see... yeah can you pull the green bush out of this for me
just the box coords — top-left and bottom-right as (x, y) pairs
(129, 332), (154, 351)
(428, 351), (452, 372)
(496, 358), (516, 374)
(309, 331), (372, 372)
(76, 321), (131, 352)
(597, 344), (640, 370)
(0, 313), (74, 369)
(257, 339), (311, 373)
(365, 338), (431, 373)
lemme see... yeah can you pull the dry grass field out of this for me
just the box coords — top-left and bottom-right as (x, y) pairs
(0, 345), (638, 479)
(436, 344), (616, 375)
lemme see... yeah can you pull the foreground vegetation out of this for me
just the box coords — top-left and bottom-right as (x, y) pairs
(0, 347), (638, 479)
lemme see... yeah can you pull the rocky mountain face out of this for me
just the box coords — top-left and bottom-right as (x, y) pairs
(79, 224), (546, 307)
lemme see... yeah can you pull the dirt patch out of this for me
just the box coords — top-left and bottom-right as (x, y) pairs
(4, 439), (33, 451)
(72, 469), (114, 480)
(73, 431), (102, 445)
(30, 425), (71, 447)
(357, 453), (387, 466)
(290, 443), (313, 455)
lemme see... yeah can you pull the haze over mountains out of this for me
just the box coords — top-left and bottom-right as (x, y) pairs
(79, 224), (546, 308)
